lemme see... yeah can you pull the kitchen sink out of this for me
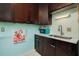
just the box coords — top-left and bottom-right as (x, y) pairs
(49, 35), (72, 39)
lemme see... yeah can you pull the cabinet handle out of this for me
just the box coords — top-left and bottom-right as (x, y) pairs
(49, 44), (55, 48)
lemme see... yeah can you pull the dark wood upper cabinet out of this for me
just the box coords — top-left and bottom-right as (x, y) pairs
(12, 3), (50, 24)
(37, 3), (52, 25)
(13, 4), (25, 23)
(0, 3), (40, 24)
(0, 3), (73, 24)
(13, 3), (34, 23)
(13, 3), (39, 24)
(38, 4), (49, 25)
(48, 3), (72, 12)
(0, 3), (13, 22)
(23, 3), (36, 23)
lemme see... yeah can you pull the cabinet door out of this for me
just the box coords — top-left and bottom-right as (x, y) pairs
(35, 35), (56, 56)
(23, 4), (33, 23)
(55, 40), (73, 56)
(39, 36), (45, 56)
(35, 35), (44, 56)
(0, 3), (13, 22)
(25, 4), (40, 24)
(35, 35), (40, 54)
(30, 4), (39, 24)
(47, 39), (56, 56)
(13, 4), (26, 23)
(33, 4), (39, 24)
(49, 3), (72, 12)
(44, 38), (56, 56)
(39, 4), (49, 25)
(48, 14), (52, 25)
(13, 3), (38, 24)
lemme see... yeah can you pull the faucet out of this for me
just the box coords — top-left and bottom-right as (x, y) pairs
(58, 25), (63, 36)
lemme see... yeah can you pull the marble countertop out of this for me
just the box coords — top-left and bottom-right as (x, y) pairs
(35, 33), (79, 44)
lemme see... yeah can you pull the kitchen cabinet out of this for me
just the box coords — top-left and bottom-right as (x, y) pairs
(13, 4), (25, 23)
(0, 3), (52, 25)
(34, 3), (51, 25)
(34, 3), (52, 25)
(0, 3), (73, 24)
(35, 35), (44, 55)
(35, 35), (56, 56)
(38, 4), (49, 25)
(55, 40), (77, 56)
(0, 3), (13, 22)
(44, 38), (56, 56)
(48, 3), (72, 12)
(8, 3), (49, 24)
(12, 3), (51, 24)
(13, 3), (36, 23)
(35, 35), (78, 56)
(48, 14), (52, 25)
(32, 4), (39, 24)
(23, 3), (37, 24)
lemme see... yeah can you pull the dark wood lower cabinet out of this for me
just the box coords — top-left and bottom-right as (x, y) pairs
(44, 38), (56, 56)
(35, 35), (78, 56)
(44, 44), (56, 56)
(35, 35), (44, 55)
(56, 40), (78, 56)
(56, 41), (72, 56)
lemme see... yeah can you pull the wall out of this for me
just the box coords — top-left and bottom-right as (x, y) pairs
(50, 7), (79, 55)
(0, 22), (39, 56)
(77, 5), (79, 56)
(50, 7), (79, 42)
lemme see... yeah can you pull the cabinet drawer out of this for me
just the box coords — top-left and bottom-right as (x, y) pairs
(55, 40), (72, 47)
(55, 40), (76, 56)
(48, 39), (56, 45)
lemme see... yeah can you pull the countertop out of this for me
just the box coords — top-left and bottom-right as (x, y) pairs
(35, 33), (79, 44)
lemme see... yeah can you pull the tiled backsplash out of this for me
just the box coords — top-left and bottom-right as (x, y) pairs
(50, 7), (79, 40)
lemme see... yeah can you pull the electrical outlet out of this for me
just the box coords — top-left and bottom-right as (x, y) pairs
(67, 27), (71, 32)
(1, 27), (5, 32)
